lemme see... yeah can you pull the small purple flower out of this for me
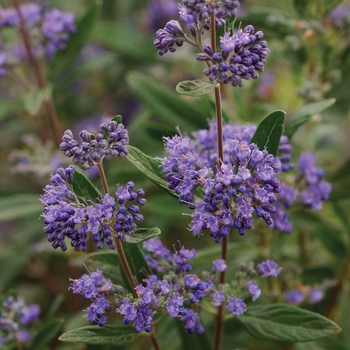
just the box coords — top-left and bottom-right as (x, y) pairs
(212, 259), (227, 273)
(212, 291), (225, 307)
(257, 260), (281, 278)
(167, 293), (184, 318)
(309, 289), (323, 305)
(227, 297), (246, 316)
(173, 246), (197, 273)
(285, 290), (304, 306)
(246, 281), (261, 301)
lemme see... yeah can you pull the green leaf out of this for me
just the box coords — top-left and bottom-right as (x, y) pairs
(126, 71), (210, 130)
(59, 324), (137, 345)
(249, 110), (286, 156)
(238, 304), (341, 342)
(86, 251), (124, 286)
(72, 171), (102, 203)
(176, 79), (215, 97)
(126, 145), (177, 199)
(285, 98), (336, 140)
(124, 227), (161, 244)
(22, 87), (50, 116)
(29, 319), (64, 350)
(122, 243), (152, 286)
(0, 194), (42, 221)
(112, 115), (122, 124)
(175, 319), (210, 350)
(49, 2), (100, 81)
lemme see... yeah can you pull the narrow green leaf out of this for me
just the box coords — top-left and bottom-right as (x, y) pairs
(176, 79), (215, 97)
(122, 243), (152, 286)
(285, 98), (336, 140)
(0, 194), (42, 221)
(176, 319), (210, 350)
(124, 227), (161, 244)
(72, 171), (102, 203)
(22, 87), (50, 116)
(250, 110), (286, 156)
(126, 145), (177, 199)
(86, 251), (123, 286)
(29, 319), (64, 350)
(238, 304), (341, 342)
(49, 2), (100, 81)
(59, 324), (137, 345)
(126, 71), (210, 130)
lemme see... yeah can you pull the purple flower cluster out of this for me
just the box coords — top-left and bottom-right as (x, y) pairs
(72, 239), (282, 333)
(0, 4), (76, 77)
(42, 9), (77, 57)
(197, 25), (269, 86)
(163, 122), (331, 236)
(0, 295), (41, 345)
(298, 153), (332, 211)
(60, 120), (129, 168)
(41, 166), (146, 251)
(154, 19), (185, 56)
(163, 133), (281, 241)
(70, 270), (115, 326)
(0, 4), (42, 28)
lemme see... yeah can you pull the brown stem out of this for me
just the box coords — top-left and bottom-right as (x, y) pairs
(13, 0), (62, 145)
(97, 162), (110, 195)
(97, 162), (138, 297)
(210, 12), (228, 350)
(150, 330), (161, 350)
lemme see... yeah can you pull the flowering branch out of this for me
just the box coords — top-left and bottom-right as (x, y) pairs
(13, 0), (62, 146)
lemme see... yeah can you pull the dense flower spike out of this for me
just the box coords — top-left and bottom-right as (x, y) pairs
(163, 133), (282, 241)
(60, 120), (129, 168)
(198, 25), (270, 86)
(0, 296), (40, 346)
(70, 270), (114, 326)
(163, 122), (331, 237)
(41, 166), (146, 251)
